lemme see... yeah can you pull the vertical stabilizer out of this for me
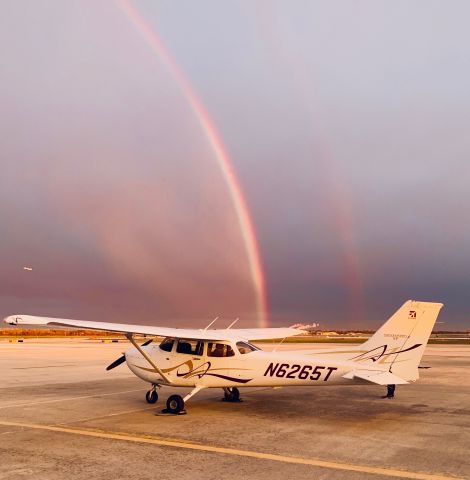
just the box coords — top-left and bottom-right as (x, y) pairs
(352, 300), (443, 381)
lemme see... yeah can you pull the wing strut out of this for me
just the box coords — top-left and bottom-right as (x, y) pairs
(125, 333), (172, 384)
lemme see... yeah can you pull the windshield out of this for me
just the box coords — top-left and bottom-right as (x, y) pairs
(236, 341), (259, 354)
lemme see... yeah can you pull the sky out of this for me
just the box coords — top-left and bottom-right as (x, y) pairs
(1, 0), (469, 329)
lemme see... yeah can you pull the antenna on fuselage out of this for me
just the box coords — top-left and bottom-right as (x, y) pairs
(203, 316), (220, 331)
(226, 318), (239, 329)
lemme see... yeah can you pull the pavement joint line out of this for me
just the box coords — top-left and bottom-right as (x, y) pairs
(53, 406), (157, 426)
(0, 467), (35, 479)
(0, 420), (461, 480)
(12, 364), (77, 369)
(0, 388), (146, 409)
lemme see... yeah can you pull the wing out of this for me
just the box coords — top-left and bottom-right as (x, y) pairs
(3, 315), (303, 341)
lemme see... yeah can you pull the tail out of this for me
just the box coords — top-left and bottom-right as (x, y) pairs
(351, 300), (443, 382)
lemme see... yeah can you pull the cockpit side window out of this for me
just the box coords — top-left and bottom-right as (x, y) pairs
(176, 339), (204, 356)
(207, 342), (235, 357)
(159, 337), (174, 352)
(236, 341), (259, 354)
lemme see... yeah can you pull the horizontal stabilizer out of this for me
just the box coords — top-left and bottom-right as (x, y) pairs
(343, 370), (408, 385)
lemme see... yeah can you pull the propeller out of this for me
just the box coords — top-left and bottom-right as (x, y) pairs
(106, 354), (126, 371)
(106, 338), (154, 371)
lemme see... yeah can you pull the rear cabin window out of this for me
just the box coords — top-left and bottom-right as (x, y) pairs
(159, 337), (174, 352)
(176, 339), (204, 356)
(207, 343), (235, 357)
(236, 341), (258, 354)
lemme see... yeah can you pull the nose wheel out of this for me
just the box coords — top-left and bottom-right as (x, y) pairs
(145, 386), (158, 404)
(223, 387), (240, 402)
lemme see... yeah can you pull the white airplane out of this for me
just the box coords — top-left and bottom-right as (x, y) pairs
(4, 300), (442, 414)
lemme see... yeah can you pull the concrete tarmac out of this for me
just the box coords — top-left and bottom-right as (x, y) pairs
(0, 340), (469, 480)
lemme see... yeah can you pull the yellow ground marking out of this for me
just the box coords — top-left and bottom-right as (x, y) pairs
(0, 420), (460, 480)
(0, 388), (145, 410)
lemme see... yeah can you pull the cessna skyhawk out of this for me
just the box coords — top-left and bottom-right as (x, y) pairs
(4, 300), (442, 414)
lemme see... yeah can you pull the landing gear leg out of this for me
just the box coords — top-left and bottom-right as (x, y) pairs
(145, 384), (159, 404)
(381, 384), (396, 399)
(223, 387), (240, 402)
(164, 386), (206, 415)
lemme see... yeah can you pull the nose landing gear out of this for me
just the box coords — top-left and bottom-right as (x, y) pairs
(145, 385), (159, 404)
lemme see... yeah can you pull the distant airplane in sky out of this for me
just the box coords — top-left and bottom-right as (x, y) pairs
(22, 266), (33, 271)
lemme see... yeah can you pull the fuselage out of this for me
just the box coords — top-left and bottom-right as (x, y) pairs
(125, 338), (360, 388)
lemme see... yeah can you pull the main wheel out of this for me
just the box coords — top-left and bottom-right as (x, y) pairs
(224, 387), (240, 402)
(146, 389), (158, 404)
(166, 394), (185, 414)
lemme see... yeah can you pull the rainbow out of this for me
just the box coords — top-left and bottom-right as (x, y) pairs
(256, 6), (364, 323)
(116, 0), (268, 326)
